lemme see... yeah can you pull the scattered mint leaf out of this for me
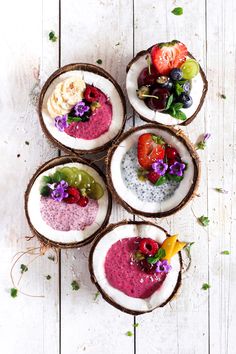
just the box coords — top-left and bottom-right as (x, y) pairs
(71, 280), (80, 291)
(220, 94), (226, 99)
(49, 31), (58, 42)
(185, 242), (195, 258)
(42, 175), (53, 184)
(46, 275), (51, 280)
(126, 331), (133, 337)
(94, 291), (100, 301)
(215, 187), (228, 194)
(152, 135), (165, 145)
(96, 59), (102, 65)
(166, 94), (174, 110)
(198, 215), (210, 227)
(202, 283), (210, 290)
(10, 288), (18, 298)
(67, 116), (83, 123)
(155, 175), (167, 186)
(52, 171), (64, 183)
(166, 103), (187, 121)
(48, 255), (55, 262)
(133, 323), (139, 328)
(147, 248), (166, 264)
(196, 141), (206, 150)
(175, 82), (184, 96)
(172, 7), (183, 16)
(221, 250), (230, 255)
(20, 264), (28, 274)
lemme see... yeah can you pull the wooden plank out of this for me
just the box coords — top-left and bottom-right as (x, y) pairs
(0, 0), (60, 353)
(133, 1), (209, 353)
(59, 1), (134, 353)
(206, 0), (236, 353)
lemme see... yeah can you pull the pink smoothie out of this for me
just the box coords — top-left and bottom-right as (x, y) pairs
(104, 237), (166, 299)
(40, 196), (98, 231)
(64, 88), (112, 140)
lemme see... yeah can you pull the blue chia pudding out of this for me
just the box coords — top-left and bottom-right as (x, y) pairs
(121, 145), (180, 202)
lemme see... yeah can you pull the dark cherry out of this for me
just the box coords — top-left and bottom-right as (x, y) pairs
(137, 65), (159, 87)
(146, 87), (170, 111)
(139, 259), (157, 274)
(166, 147), (179, 160)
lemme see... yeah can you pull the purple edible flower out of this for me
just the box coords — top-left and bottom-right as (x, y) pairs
(50, 180), (69, 202)
(74, 101), (89, 117)
(54, 115), (69, 132)
(156, 260), (172, 273)
(169, 161), (186, 177)
(152, 159), (168, 176)
(203, 133), (211, 142)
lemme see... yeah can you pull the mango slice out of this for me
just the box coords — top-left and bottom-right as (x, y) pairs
(161, 235), (178, 261)
(171, 241), (187, 258)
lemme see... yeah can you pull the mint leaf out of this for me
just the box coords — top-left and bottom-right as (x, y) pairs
(185, 242), (195, 258)
(126, 331), (133, 337)
(133, 323), (139, 328)
(94, 291), (100, 301)
(173, 102), (183, 110)
(196, 141), (206, 150)
(215, 187), (228, 194)
(166, 173), (183, 182)
(67, 116), (82, 123)
(174, 110), (187, 121)
(49, 31), (57, 42)
(166, 94), (174, 110)
(198, 215), (210, 227)
(42, 175), (53, 184)
(52, 171), (64, 183)
(172, 7), (183, 16)
(202, 283), (210, 290)
(147, 248), (166, 264)
(155, 175), (167, 186)
(10, 288), (18, 298)
(71, 280), (80, 291)
(221, 250), (230, 255)
(40, 185), (50, 197)
(175, 83), (184, 96)
(20, 264), (28, 274)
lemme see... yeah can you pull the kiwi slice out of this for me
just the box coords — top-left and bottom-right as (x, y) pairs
(58, 167), (76, 185)
(87, 182), (104, 200)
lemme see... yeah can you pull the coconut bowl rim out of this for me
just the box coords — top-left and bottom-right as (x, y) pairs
(38, 63), (127, 155)
(126, 44), (208, 126)
(106, 123), (201, 218)
(89, 219), (182, 315)
(24, 155), (112, 249)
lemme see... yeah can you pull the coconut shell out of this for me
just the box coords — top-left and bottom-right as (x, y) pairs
(38, 63), (127, 155)
(89, 220), (182, 315)
(106, 124), (201, 218)
(25, 155), (112, 249)
(126, 45), (208, 126)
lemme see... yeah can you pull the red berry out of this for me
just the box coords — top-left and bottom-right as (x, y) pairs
(64, 196), (78, 204)
(63, 187), (80, 204)
(137, 133), (165, 169)
(84, 85), (101, 102)
(147, 170), (160, 184)
(77, 196), (89, 207)
(139, 238), (159, 256)
(166, 147), (178, 160)
(139, 259), (156, 274)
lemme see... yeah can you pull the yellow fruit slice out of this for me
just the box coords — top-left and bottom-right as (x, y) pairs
(161, 235), (178, 261)
(171, 241), (187, 258)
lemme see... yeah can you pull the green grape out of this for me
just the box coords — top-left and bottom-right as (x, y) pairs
(180, 59), (199, 80)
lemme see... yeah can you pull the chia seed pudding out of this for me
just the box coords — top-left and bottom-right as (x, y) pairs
(121, 145), (180, 202)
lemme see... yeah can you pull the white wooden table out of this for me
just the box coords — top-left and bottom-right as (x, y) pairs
(1, 0), (236, 353)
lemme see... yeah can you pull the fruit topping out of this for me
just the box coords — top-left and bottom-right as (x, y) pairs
(156, 76), (173, 90)
(84, 85), (101, 102)
(139, 259), (157, 273)
(170, 68), (183, 81)
(179, 93), (193, 108)
(145, 87), (170, 111)
(171, 240), (187, 257)
(77, 196), (89, 207)
(161, 235), (178, 261)
(180, 59), (199, 79)
(147, 170), (160, 184)
(165, 146), (179, 160)
(137, 65), (159, 87)
(137, 133), (165, 169)
(151, 40), (188, 75)
(139, 238), (159, 256)
(182, 80), (191, 94)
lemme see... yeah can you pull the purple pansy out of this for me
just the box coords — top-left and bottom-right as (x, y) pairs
(203, 133), (211, 142)
(152, 159), (168, 176)
(169, 161), (186, 177)
(50, 180), (69, 202)
(74, 101), (89, 117)
(54, 115), (69, 132)
(156, 260), (172, 273)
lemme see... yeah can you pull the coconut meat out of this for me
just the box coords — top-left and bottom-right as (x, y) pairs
(110, 126), (195, 214)
(92, 223), (181, 312)
(42, 70), (124, 150)
(126, 54), (204, 125)
(27, 162), (109, 244)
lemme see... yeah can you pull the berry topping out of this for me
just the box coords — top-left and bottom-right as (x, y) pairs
(137, 65), (159, 87)
(139, 259), (157, 274)
(77, 196), (89, 207)
(182, 80), (191, 94)
(145, 87), (170, 111)
(138, 133), (165, 169)
(151, 40), (188, 75)
(170, 68), (183, 81)
(147, 170), (160, 184)
(156, 76), (173, 90)
(64, 195), (78, 204)
(165, 147), (179, 160)
(84, 85), (101, 102)
(63, 186), (80, 204)
(139, 238), (159, 256)
(179, 93), (193, 108)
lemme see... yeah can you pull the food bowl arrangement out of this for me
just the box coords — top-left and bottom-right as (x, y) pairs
(38, 63), (126, 154)
(126, 40), (208, 126)
(89, 220), (184, 315)
(107, 124), (200, 217)
(25, 155), (112, 248)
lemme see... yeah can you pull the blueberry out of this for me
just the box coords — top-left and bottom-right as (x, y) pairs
(179, 93), (193, 108)
(156, 76), (173, 90)
(182, 80), (191, 94)
(170, 68), (183, 81)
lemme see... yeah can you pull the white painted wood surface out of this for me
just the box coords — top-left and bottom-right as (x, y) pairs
(0, 0), (235, 353)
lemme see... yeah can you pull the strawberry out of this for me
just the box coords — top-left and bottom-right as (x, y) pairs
(137, 133), (165, 169)
(151, 40), (188, 75)
(147, 170), (160, 184)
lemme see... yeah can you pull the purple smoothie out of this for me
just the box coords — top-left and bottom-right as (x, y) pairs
(40, 196), (98, 231)
(104, 237), (166, 299)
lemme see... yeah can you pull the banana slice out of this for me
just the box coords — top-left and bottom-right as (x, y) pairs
(61, 77), (86, 105)
(53, 82), (73, 111)
(47, 96), (68, 118)
(47, 97), (59, 118)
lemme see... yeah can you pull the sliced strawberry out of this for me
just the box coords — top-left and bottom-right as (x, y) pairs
(147, 170), (160, 184)
(137, 133), (165, 169)
(151, 40), (188, 75)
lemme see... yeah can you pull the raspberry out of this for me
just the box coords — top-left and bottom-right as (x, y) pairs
(77, 196), (88, 207)
(139, 238), (159, 256)
(63, 187), (80, 204)
(84, 85), (101, 102)
(64, 196), (78, 204)
(147, 170), (160, 184)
